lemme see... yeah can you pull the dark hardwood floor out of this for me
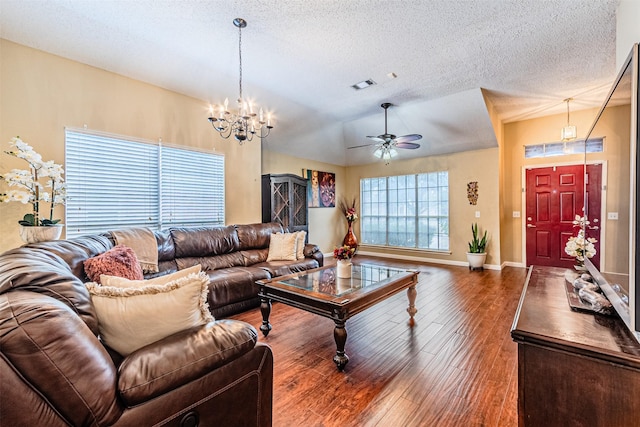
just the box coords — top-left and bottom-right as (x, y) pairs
(230, 256), (528, 427)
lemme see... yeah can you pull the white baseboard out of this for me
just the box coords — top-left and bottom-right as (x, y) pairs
(502, 261), (526, 269)
(344, 249), (503, 270)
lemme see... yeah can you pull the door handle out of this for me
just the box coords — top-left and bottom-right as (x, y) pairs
(527, 224), (536, 228)
(588, 226), (600, 230)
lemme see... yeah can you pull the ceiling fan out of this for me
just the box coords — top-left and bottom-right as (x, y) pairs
(348, 102), (422, 164)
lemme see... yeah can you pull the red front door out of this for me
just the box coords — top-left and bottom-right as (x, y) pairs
(525, 164), (602, 268)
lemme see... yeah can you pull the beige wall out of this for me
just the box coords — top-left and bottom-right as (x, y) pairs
(0, 39), (261, 252)
(616, 0), (640, 70)
(502, 105), (631, 272)
(261, 150), (346, 254)
(345, 148), (501, 266)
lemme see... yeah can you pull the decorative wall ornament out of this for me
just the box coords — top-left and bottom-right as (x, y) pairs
(467, 181), (479, 205)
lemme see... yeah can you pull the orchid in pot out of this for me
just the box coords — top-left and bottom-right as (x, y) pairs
(565, 215), (597, 269)
(1, 137), (66, 243)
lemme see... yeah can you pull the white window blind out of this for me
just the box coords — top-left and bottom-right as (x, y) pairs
(160, 145), (224, 228)
(65, 128), (224, 237)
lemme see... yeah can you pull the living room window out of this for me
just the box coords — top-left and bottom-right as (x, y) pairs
(360, 172), (449, 250)
(65, 128), (224, 237)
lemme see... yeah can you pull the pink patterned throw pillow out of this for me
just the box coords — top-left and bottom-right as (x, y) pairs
(84, 245), (144, 284)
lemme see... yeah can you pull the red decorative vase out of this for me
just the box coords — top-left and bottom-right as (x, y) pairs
(343, 221), (358, 250)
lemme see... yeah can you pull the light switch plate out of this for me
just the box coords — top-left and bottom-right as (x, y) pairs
(475, 211), (481, 218)
(513, 211), (521, 218)
(607, 212), (618, 220)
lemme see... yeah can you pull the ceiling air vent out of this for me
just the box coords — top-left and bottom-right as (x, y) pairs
(351, 79), (376, 90)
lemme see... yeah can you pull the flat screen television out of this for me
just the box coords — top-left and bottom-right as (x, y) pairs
(584, 43), (639, 342)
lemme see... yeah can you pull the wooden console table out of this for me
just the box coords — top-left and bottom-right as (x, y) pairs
(511, 266), (640, 427)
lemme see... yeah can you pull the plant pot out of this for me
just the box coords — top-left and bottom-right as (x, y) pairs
(337, 260), (352, 278)
(19, 225), (63, 244)
(466, 252), (486, 271)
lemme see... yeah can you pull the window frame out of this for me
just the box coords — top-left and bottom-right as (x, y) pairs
(360, 171), (449, 252)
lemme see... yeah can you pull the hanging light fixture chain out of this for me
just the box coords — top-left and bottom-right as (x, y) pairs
(238, 21), (243, 101)
(207, 18), (273, 143)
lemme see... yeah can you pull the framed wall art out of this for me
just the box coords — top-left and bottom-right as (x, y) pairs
(306, 169), (335, 208)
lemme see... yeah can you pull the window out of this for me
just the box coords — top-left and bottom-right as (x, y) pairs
(65, 128), (224, 237)
(360, 172), (449, 251)
(524, 137), (604, 158)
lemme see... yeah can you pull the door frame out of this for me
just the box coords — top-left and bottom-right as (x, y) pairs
(521, 160), (608, 269)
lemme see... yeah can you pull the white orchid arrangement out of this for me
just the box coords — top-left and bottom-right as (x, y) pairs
(564, 215), (597, 264)
(0, 137), (66, 226)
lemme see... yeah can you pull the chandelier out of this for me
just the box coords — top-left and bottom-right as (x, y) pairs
(208, 18), (273, 143)
(560, 98), (577, 141)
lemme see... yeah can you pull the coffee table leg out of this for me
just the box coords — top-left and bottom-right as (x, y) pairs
(407, 285), (417, 327)
(333, 319), (349, 371)
(260, 297), (272, 336)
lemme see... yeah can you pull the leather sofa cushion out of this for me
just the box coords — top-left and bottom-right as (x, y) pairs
(241, 248), (268, 265)
(236, 222), (283, 250)
(256, 258), (320, 278)
(155, 229), (175, 262)
(22, 234), (114, 281)
(118, 320), (258, 406)
(171, 226), (240, 258)
(207, 267), (271, 309)
(0, 246), (100, 335)
(0, 291), (122, 426)
(176, 252), (245, 271)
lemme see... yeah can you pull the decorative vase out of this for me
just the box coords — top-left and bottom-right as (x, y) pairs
(19, 225), (63, 244)
(337, 259), (352, 279)
(343, 221), (358, 250)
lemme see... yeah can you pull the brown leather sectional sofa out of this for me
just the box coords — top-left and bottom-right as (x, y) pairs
(0, 222), (323, 426)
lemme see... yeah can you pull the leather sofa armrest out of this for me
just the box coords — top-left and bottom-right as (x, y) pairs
(118, 319), (258, 406)
(304, 243), (324, 267)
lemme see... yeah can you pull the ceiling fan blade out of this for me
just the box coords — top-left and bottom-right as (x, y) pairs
(395, 134), (422, 143)
(395, 142), (421, 149)
(347, 142), (379, 149)
(366, 136), (385, 142)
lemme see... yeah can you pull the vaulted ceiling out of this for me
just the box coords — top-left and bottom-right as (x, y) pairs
(0, 0), (620, 165)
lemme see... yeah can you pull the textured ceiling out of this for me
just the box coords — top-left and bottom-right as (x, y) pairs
(0, 0), (620, 165)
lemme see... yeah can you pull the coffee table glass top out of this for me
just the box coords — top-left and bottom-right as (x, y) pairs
(275, 263), (408, 297)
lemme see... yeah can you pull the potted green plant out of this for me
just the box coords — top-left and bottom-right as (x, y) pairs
(466, 223), (488, 270)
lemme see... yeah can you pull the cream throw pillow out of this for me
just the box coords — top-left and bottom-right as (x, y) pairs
(295, 231), (306, 260)
(266, 232), (298, 261)
(85, 271), (213, 356)
(101, 264), (202, 288)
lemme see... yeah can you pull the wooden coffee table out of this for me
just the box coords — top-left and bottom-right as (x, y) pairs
(256, 262), (419, 371)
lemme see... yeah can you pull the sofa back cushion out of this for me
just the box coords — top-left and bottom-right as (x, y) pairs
(176, 252), (245, 271)
(236, 222), (284, 251)
(0, 291), (122, 425)
(0, 237), (112, 335)
(22, 235), (114, 281)
(171, 226), (240, 258)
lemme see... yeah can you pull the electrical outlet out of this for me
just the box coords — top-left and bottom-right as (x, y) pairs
(475, 211), (481, 218)
(513, 211), (521, 218)
(607, 212), (619, 220)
